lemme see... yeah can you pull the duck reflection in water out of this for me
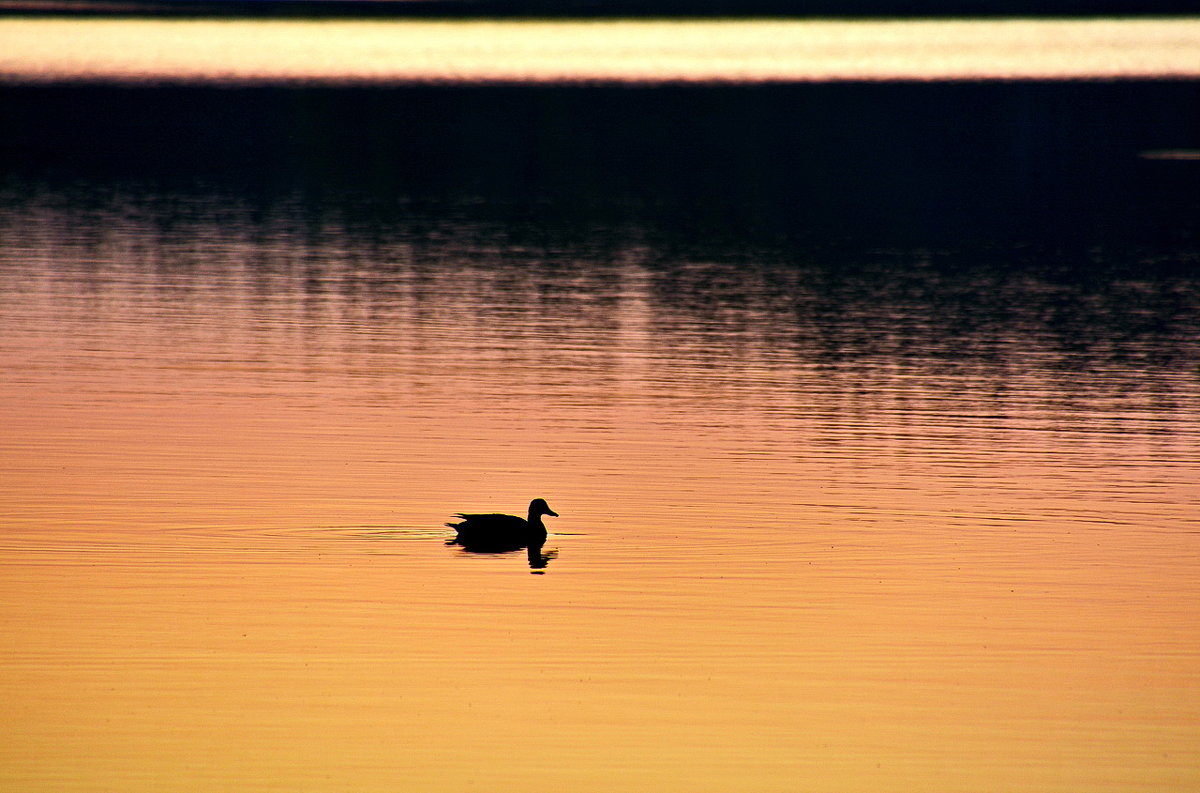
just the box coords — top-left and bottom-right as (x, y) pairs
(446, 498), (559, 571)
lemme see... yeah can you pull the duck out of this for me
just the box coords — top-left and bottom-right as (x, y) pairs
(446, 498), (559, 552)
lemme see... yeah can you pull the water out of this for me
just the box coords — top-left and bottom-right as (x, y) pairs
(3, 18), (1200, 83)
(2, 19), (1200, 793)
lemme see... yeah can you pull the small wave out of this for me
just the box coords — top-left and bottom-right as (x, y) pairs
(1139, 149), (1200, 161)
(0, 523), (450, 562)
(253, 524), (447, 542)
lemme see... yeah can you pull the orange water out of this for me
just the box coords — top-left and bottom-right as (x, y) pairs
(1, 192), (1198, 791)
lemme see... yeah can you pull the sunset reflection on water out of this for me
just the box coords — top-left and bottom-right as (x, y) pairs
(2, 188), (1199, 791)
(1, 19), (1199, 792)
(1, 18), (1199, 84)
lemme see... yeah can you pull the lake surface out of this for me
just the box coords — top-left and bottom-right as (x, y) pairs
(2, 19), (1200, 793)
(3, 18), (1200, 83)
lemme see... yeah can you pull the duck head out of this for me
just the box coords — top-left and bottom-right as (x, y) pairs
(529, 498), (559, 518)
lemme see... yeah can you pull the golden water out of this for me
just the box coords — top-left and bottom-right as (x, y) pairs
(1, 18), (1199, 83)
(1, 191), (1198, 791)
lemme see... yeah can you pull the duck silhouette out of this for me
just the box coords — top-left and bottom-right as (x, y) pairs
(446, 498), (559, 554)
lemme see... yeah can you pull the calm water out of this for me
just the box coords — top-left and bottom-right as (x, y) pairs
(2, 19), (1200, 793)
(3, 18), (1200, 83)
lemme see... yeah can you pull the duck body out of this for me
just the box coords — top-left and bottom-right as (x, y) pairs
(447, 498), (558, 552)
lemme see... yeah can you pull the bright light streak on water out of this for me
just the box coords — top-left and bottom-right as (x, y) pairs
(1, 18), (1199, 84)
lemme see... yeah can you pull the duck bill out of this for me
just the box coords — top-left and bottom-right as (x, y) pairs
(546, 509), (559, 517)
